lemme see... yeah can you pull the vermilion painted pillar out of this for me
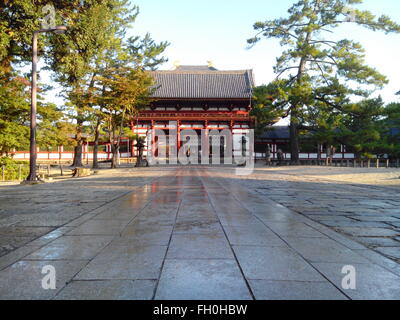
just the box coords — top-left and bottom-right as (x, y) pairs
(151, 120), (156, 158)
(177, 120), (181, 150)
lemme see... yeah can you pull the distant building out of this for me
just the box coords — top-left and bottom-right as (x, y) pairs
(255, 126), (356, 160)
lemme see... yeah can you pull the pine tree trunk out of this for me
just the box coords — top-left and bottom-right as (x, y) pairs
(317, 143), (322, 164)
(72, 120), (84, 167)
(110, 108), (126, 169)
(111, 144), (119, 169)
(289, 116), (300, 165)
(289, 30), (310, 166)
(72, 144), (83, 167)
(92, 120), (101, 169)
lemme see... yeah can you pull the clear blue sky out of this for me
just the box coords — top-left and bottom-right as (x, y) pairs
(128, 0), (400, 103)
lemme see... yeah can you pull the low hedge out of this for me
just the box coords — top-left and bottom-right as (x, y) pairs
(0, 157), (30, 181)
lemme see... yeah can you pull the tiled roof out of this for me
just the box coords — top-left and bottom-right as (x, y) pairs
(150, 66), (254, 99)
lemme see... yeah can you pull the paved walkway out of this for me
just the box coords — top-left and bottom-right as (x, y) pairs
(0, 167), (399, 300)
(223, 166), (400, 263)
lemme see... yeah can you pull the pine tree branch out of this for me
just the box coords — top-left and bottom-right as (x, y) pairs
(275, 66), (299, 79)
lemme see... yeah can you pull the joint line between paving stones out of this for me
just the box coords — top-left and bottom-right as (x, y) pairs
(197, 168), (256, 301)
(151, 168), (183, 300)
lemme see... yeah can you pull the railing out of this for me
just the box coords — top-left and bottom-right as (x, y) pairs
(255, 157), (400, 168)
(1, 163), (29, 181)
(13, 151), (114, 161)
(255, 152), (356, 160)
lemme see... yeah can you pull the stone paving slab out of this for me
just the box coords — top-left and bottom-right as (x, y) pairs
(262, 222), (326, 238)
(75, 245), (168, 280)
(233, 245), (326, 282)
(282, 237), (370, 264)
(66, 219), (130, 236)
(167, 233), (233, 259)
(337, 227), (400, 238)
(374, 247), (400, 260)
(0, 245), (42, 271)
(25, 235), (114, 261)
(155, 259), (252, 300)
(174, 219), (223, 234)
(352, 237), (400, 248)
(224, 225), (287, 246)
(115, 225), (173, 246)
(54, 280), (156, 300)
(249, 280), (347, 300)
(0, 236), (33, 256)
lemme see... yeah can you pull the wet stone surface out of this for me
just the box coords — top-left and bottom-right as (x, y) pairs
(0, 166), (399, 299)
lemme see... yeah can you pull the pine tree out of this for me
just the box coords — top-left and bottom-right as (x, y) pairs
(248, 0), (400, 163)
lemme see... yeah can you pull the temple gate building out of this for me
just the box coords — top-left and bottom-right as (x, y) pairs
(130, 65), (255, 160)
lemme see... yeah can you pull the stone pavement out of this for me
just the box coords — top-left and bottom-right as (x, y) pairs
(0, 166), (399, 300)
(219, 166), (400, 264)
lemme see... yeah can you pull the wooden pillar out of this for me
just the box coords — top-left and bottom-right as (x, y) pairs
(202, 120), (209, 163)
(177, 120), (181, 150)
(151, 120), (156, 158)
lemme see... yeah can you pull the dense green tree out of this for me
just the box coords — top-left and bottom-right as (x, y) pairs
(45, 1), (168, 168)
(0, 1), (94, 160)
(0, 73), (71, 155)
(303, 101), (344, 160)
(36, 103), (75, 151)
(381, 102), (400, 158)
(46, 0), (137, 167)
(337, 97), (385, 159)
(251, 85), (285, 137)
(0, 74), (30, 155)
(248, 0), (400, 163)
(0, 1), (93, 76)
(0, 0), (44, 75)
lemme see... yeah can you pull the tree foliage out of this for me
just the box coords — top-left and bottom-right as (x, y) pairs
(381, 102), (400, 158)
(0, 1), (82, 157)
(96, 67), (154, 168)
(251, 85), (285, 136)
(337, 97), (384, 158)
(43, 1), (168, 167)
(248, 0), (400, 163)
